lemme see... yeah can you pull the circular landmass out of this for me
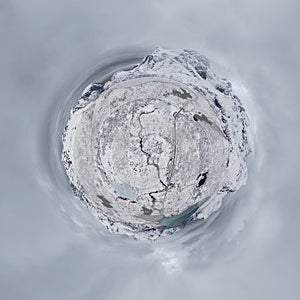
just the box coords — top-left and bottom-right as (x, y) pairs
(62, 48), (251, 240)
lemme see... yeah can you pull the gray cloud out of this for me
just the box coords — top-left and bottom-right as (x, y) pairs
(0, 0), (299, 299)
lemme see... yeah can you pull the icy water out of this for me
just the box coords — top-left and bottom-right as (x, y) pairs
(1, 1), (300, 300)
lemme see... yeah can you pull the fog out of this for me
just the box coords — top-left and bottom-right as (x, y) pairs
(1, 0), (299, 299)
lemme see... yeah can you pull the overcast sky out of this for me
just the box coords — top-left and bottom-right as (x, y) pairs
(0, 0), (300, 299)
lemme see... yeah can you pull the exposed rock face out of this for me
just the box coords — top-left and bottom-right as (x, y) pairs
(62, 48), (251, 240)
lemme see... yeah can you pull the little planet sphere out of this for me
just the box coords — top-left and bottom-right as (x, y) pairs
(62, 48), (251, 240)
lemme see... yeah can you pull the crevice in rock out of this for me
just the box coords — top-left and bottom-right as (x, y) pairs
(196, 171), (208, 188)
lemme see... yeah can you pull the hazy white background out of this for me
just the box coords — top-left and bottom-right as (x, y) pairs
(0, 0), (299, 299)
